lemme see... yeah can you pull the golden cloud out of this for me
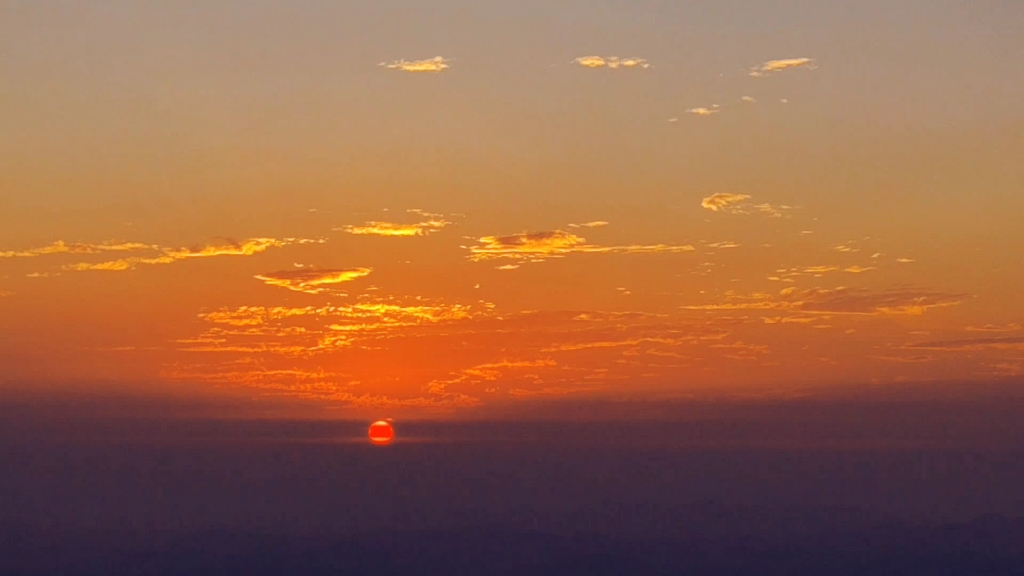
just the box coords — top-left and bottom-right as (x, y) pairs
(687, 107), (719, 116)
(568, 221), (609, 228)
(966, 323), (1022, 333)
(338, 210), (451, 237)
(380, 56), (450, 72)
(701, 193), (752, 211)
(1, 240), (158, 258)
(682, 287), (962, 316)
(750, 57), (816, 77)
(507, 386), (608, 397)
(254, 267), (373, 294)
(63, 237), (317, 271)
(572, 56), (651, 69)
(905, 335), (1024, 352)
(701, 193), (791, 218)
(466, 230), (694, 262)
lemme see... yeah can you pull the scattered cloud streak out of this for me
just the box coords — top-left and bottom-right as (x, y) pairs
(687, 107), (719, 116)
(682, 287), (962, 316)
(702, 194), (792, 217)
(1, 240), (157, 258)
(572, 56), (651, 69)
(906, 335), (1024, 352)
(62, 238), (320, 271)
(750, 57), (816, 77)
(337, 210), (452, 237)
(380, 56), (450, 72)
(254, 267), (373, 295)
(466, 230), (694, 264)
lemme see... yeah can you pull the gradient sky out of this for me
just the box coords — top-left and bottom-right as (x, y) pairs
(1, 0), (1022, 416)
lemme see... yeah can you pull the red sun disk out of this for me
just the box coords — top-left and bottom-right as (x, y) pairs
(368, 421), (394, 444)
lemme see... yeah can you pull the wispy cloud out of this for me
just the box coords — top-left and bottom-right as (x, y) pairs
(741, 96), (756, 103)
(465, 230), (694, 264)
(1, 240), (157, 258)
(905, 335), (1024, 352)
(254, 267), (373, 295)
(336, 210), (451, 237)
(701, 193), (752, 212)
(63, 237), (319, 271)
(507, 386), (608, 398)
(687, 107), (719, 116)
(682, 287), (962, 316)
(750, 57), (816, 77)
(379, 56), (450, 72)
(572, 56), (651, 69)
(966, 323), (1022, 333)
(700, 194), (792, 218)
(568, 221), (609, 228)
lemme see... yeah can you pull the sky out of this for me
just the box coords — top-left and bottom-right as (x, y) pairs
(1, 0), (1023, 417)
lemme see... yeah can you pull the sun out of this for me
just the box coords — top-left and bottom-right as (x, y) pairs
(368, 420), (394, 445)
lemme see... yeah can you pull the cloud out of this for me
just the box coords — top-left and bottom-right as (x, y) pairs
(868, 355), (933, 363)
(682, 286), (962, 316)
(254, 267), (372, 294)
(507, 386), (608, 398)
(706, 241), (740, 249)
(896, 258), (916, 263)
(427, 359), (559, 394)
(701, 193), (794, 218)
(572, 56), (651, 69)
(337, 210), (451, 237)
(687, 107), (719, 116)
(0, 291), (12, 298)
(905, 335), (1024, 352)
(1, 240), (157, 258)
(465, 230), (694, 263)
(380, 56), (450, 72)
(568, 221), (609, 228)
(966, 323), (1022, 333)
(63, 237), (317, 271)
(750, 58), (816, 77)
(844, 266), (876, 273)
(741, 96), (756, 103)
(701, 193), (752, 212)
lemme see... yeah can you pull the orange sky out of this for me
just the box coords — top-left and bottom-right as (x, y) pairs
(1, 1), (1022, 417)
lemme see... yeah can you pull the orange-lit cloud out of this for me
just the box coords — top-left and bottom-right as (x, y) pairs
(750, 57), (816, 77)
(701, 193), (752, 211)
(966, 323), (1022, 333)
(254, 267), (373, 294)
(380, 56), (450, 72)
(337, 210), (452, 237)
(63, 237), (318, 271)
(0, 291), (12, 298)
(687, 107), (720, 116)
(568, 221), (609, 228)
(905, 335), (1024, 352)
(507, 386), (609, 397)
(682, 286), (962, 316)
(465, 230), (695, 263)
(572, 56), (651, 69)
(1, 240), (157, 258)
(701, 193), (791, 217)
